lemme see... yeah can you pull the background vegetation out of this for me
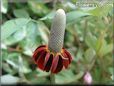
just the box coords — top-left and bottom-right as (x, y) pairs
(1, 0), (113, 85)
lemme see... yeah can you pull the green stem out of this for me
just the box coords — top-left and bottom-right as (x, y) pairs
(50, 73), (55, 84)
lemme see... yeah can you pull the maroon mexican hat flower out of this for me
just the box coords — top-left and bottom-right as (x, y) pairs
(32, 9), (72, 74)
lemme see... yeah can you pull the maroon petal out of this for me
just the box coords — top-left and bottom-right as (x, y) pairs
(64, 49), (72, 63)
(33, 50), (46, 63)
(51, 55), (63, 73)
(61, 55), (69, 68)
(33, 46), (46, 61)
(44, 54), (53, 72)
(51, 55), (59, 73)
(34, 45), (46, 52)
(43, 52), (50, 67)
(37, 51), (47, 70)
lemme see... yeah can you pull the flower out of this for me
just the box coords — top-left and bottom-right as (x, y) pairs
(33, 45), (72, 73)
(83, 72), (92, 84)
(32, 9), (72, 73)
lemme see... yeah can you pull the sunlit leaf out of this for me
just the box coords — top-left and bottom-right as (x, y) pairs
(108, 67), (113, 80)
(3, 28), (26, 45)
(66, 11), (91, 23)
(18, 56), (31, 73)
(5, 53), (20, 69)
(1, 18), (31, 41)
(1, 74), (20, 85)
(18, 20), (40, 55)
(1, 43), (7, 49)
(1, 0), (8, 13)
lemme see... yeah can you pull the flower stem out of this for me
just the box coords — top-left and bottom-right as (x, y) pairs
(50, 73), (55, 84)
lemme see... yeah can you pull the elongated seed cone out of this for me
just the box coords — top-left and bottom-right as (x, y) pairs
(48, 9), (66, 53)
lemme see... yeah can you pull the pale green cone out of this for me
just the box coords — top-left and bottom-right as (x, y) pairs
(48, 9), (66, 53)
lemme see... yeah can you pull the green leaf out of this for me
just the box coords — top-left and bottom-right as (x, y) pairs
(37, 69), (49, 77)
(2, 62), (16, 74)
(4, 53), (31, 74)
(28, 1), (50, 17)
(37, 21), (49, 44)
(25, 70), (49, 84)
(108, 67), (113, 80)
(3, 28), (26, 45)
(19, 20), (40, 56)
(18, 56), (31, 73)
(1, 18), (31, 41)
(66, 11), (91, 23)
(40, 11), (91, 24)
(93, 67), (102, 82)
(13, 9), (30, 18)
(40, 11), (55, 20)
(84, 48), (96, 63)
(88, 5), (113, 17)
(23, 50), (33, 56)
(55, 70), (84, 84)
(1, 74), (20, 85)
(85, 32), (97, 50)
(108, 67), (113, 75)
(95, 34), (107, 53)
(99, 43), (113, 57)
(73, 48), (83, 62)
(5, 53), (20, 69)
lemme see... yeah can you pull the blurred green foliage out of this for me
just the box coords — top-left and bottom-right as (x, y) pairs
(1, 0), (113, 85)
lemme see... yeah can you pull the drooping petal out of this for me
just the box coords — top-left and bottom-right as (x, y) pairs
(51, 55), (63, 73)
(62, 51), (70, 64)
(34, 45), (46, 52)
(37, 51), (47, 70)
(64, 49), (72, 63)
(61, 55), (69, 68)
(51, 55), (59, 73)
(33, 50), (46, 63)
(54, 56), (63, 73)
(44, 54), (53, 72)
(33, 46), (46, 61)
(43, 52), (50, 67)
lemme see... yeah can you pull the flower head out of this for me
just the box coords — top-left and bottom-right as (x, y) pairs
(32, 9), (72, 73)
